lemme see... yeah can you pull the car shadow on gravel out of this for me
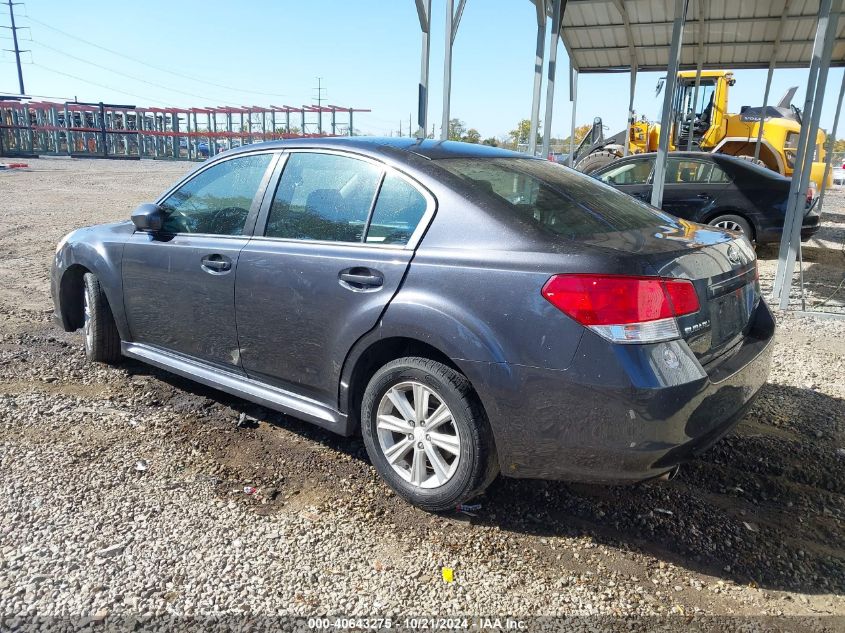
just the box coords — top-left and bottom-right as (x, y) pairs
(122, 360), (844, 596)
(474, 382), (845, 596)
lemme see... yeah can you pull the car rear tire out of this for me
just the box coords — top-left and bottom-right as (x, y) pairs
(361, 357), (498, 512)
(708, 214), (754, 242)
(82, 272), (121, 364)
(574, 149), (621, 175)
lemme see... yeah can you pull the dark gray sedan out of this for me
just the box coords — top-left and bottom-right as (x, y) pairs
(592, 151), (821, 244)
(51, 138), (774, 511)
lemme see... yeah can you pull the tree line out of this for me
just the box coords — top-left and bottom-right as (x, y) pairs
(445, 118), (591, 152)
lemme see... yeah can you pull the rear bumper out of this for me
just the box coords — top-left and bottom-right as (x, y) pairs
(467, 300), (775, 482)
(757, 210), (820, 244)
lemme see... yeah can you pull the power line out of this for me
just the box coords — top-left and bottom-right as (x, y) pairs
(31, 39), (236, 104)
(24, 15), (290, 100)
(31, 63), (174, 106)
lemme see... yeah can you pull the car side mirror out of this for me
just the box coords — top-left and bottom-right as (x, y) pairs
(131, 203), (164, 232)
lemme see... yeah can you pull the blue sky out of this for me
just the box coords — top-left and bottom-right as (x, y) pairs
(2, 0), (843, 141)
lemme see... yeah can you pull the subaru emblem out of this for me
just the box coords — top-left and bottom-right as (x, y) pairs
(727, 244), (741, 265)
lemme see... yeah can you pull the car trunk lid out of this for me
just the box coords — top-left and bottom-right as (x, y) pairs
(579, 223), (760, 363)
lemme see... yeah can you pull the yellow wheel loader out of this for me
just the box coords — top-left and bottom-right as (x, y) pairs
(572, 70), (831, 189)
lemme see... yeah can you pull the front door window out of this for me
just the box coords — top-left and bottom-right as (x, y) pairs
(160, 153), (273, 235)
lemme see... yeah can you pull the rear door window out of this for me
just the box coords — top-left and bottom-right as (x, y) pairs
(265, 152), (382, 242)
(709, 164), (732, 183)
(666, 158), (713, 183)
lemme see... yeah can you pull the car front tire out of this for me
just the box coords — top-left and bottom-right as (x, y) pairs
(82, 272), (121, 364)
(361, 357), (498, 512)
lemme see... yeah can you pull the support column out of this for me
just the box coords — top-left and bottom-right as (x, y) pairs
(567, 65), (578, 166)
(754, 0), (791, 160)
(816, 70), (845, 215)
(541, 0), (563, 158)
(441, 0), (454, 140)
(529, 0), (547, 156)
(773, 0), (840, 308)
(624, 65), (637, 156)
(440, 0), (466, 140)
(64, 103), (73, 156)
(650, 0), (689, 209)
(416, 0), (432, 137)
(687, 0), (706, 151)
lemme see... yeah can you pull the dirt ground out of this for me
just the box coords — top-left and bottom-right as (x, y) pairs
(1, 157), (844, 628)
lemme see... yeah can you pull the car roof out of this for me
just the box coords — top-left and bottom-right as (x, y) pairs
(598, 151), (789, 180)
(606, 151), (757, 168)
(220, 136), (528, 161)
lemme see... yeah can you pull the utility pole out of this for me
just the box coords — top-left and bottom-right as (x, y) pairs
(313, 77), (326, 135)
(3, 0), (27, 94)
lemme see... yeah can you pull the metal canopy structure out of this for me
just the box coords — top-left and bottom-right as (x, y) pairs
(560, 0), (845, 73)
(415, 0), (845, 318)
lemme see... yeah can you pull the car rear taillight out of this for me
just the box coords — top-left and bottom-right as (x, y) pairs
(541, 274), (700, 343)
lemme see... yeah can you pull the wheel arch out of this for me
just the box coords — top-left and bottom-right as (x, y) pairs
(55, 236), (131, 340)
(58, 263), (90, 331)
(703, 208), (758, 241)
(341, 335), (467, 434)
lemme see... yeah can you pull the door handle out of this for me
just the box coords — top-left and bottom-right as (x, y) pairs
(697, 193), (711, 199)
(201, 254), (232, 273)
(339, 268), (383, 290)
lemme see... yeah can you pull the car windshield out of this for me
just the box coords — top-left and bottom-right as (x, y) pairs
(436, 157), (676, 239)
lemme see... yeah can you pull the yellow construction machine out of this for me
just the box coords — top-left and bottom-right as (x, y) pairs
(572, 70), (831, 188)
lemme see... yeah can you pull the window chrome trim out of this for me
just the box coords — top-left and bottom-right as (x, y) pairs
(258, 147), (437, 251)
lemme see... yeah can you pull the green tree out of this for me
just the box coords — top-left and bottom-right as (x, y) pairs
(482, 137), (499, 147)
(448, 118), (467, 141)
(462, 128), (481, 144)
(509, 119), (532, 146)
(508, 119), (544, 149)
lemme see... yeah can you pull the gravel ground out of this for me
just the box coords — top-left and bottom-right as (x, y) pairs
(1, 158), (844, 630)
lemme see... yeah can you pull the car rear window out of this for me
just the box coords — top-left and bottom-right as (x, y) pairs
(436, 158), (675, 239)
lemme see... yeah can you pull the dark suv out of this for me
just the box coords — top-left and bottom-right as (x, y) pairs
(52, 138), (774, 511)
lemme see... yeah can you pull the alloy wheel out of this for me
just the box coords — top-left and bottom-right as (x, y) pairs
(713, 219), (745, 234)
(83, 289), (93, 350)
(375, 381), (461, 489)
